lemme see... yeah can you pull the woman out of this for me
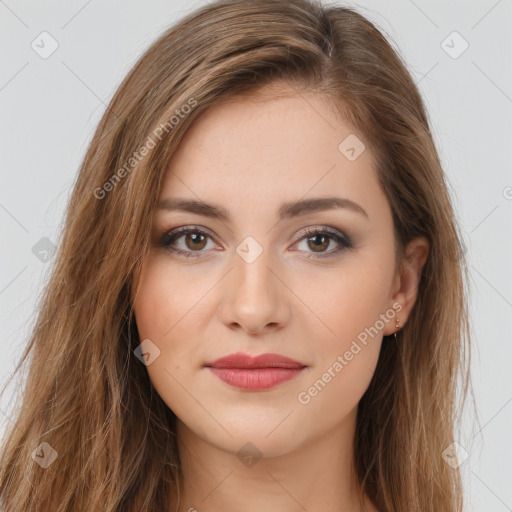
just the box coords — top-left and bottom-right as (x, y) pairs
(0, 0), (472, 510)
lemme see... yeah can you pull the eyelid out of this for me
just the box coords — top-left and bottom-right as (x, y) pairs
(160, 225), (220, 248)
(294, 224), (350, 243)
(290, 225), (353, 255)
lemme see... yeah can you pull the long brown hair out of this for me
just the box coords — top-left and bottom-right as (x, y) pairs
(0, 1), (473, 510)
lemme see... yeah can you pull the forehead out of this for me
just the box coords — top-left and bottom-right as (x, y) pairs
(158, 85), (385, 223)
(171, 88), (368, 169)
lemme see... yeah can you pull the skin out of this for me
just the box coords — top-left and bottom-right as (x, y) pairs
(131, 82), (429, 512)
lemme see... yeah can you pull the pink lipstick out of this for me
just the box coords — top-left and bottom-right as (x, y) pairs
(204, 352), (307, 391)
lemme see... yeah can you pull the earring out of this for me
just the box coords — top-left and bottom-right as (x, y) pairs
(394, 317), (400, 340)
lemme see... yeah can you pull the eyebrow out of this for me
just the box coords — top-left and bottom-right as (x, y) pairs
(157, 196), (369, 221)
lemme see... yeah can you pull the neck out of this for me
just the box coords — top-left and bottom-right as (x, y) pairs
(168, 406), (378, 512)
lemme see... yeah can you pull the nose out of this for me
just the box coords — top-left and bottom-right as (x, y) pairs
(217, 246), (290, 335)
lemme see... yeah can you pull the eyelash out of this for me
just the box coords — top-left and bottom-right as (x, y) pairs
(159, 225), (353, 260)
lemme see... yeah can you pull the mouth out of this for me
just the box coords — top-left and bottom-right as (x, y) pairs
(204, 352), (307, 391)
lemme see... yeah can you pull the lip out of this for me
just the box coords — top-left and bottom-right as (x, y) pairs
(204, 352), (307, 391)
(205, 352), (306, 369)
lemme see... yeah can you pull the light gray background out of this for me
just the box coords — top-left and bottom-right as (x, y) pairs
(1, 1), (511, 510)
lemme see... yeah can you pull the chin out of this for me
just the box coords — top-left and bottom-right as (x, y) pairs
(181, 410), (306, 458)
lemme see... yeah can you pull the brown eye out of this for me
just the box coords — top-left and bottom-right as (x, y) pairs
(295, 227), (353, 259)
(307, 234), (330, 252)
(185, 232), (207, 251)
(160, 227), (217, 258)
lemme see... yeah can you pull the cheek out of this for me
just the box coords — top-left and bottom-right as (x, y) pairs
(300, 259), (393, 351)
(293, 257), (393, 407)
(294, 289), (385, 433)
(131, 258), (218, 427)
(132, 256), (211, 341)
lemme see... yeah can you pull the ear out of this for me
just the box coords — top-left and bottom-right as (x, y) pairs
(383, 236), (430, 335)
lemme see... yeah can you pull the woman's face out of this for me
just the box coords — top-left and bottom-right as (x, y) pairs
(131, 83), (421, 457)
